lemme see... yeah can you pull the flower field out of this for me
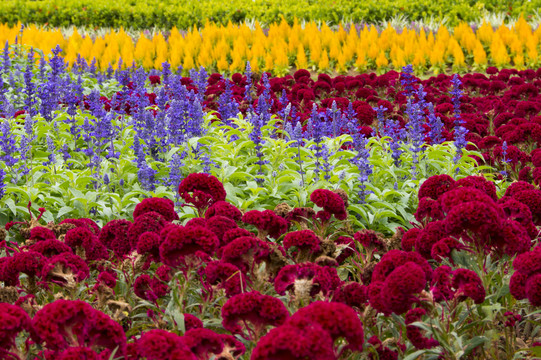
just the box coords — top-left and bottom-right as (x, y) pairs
(2, 4), (541, 360)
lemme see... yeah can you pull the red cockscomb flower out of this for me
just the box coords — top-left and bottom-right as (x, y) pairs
(274, 262), (342, 299)
(0, 303), (32, 356)
(202, 260), (246, 297)
(310, 189), (347, 220)
(242, 209), (288, 239)
(286, 301), (364, 353)
(29, 226), (56, 241)
(64, 227), (108, 261)
(99, 219), (133, 257)
(178, 173), (226, 212)
(283, 230), (321, 257)
(136, 329), (196, 360)
(221, 291), (289, 340)
(41, 253), (90, 287)
(417, 174), (456, 201)
(405, 308), (439, 349)
(332, 282), (369, 308)
(31, 299), (126, 354)
(60, 218), (100, 235)
(205, 201), (242, 221)
(133, 197), (179, 222)
(30, 239), (73, 258)
(251, 318), (335, 360)
(159, 225), (219, 268)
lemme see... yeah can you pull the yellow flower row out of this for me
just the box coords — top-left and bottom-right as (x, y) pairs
(1, 18), (540, 74)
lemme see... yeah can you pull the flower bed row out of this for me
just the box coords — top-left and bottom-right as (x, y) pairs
(2, 16), (541, 74)
(1, 172), (540, 359)
(0, 0), (538, 30)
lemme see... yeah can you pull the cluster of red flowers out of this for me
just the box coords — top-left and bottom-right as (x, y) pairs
(411, 175), (537, 259)
(3, 170), (541, 358)
(510, 245), (541, 306)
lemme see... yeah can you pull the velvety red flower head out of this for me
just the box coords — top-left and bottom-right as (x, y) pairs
(371, 249), (432, 283)
(159, 225), (219, 268)
(310, 189), (347, 220)
(287, 301), (364, 353)
(137, 329), (196, 360)
(30, 239), (73, 258)
(31, 299), (126, 354)
(41, 252), (90, 287)
(96, 270), (117, 288)
(221, 228), (255, 247)
(133, 197), (179, 222)
(335, 235), (357, 263)
(184, 314), (203, 332)
(405, 308), (439, 350)
(415, 197), (444, 222)
(202, 260), (245, 297)
(133, 274), (169, 301)
(454, 175), (498, 201)
(274, 262), (342, 298)
(525, 274), (541, 306)
(251, 317), (335, 360)
(55, 347), (99, 360)
(64, 227), (108, 262)
(354, 229), (386, 252)
(136, 231), (163, 262)
(29, 226), (56, 241)
(178, 173), (226, 211)
(0, 256), (19, 286)
(374, 262), (427, 315)
(60, 218), (100, 235)
(182, 328), (226, 359)
(221, 291), (289, 340)
(333, 282), (369, 308)
(512, 189), (541, 226)
(205, 215), (238, 246)
(220, 236), (271, 272)
(418, 174), (456, 201)
(242, 209), (288, 239)
(451, 268), (486, 304)
(430, 237), (464, 263)
(491, 219), (532, 256)
(401, 228), (422, 252)
(148, 75), (161, 85)
(99, 219), (133, 257)
(439, 187), (495, 214)
(205, 201), (242, 221)
(283, 229), (321, 257)
(127, 211), (167, 250)
(11, 250), (46, 278)
(0, 303), (32, 355)
(444, 201), (502, 239)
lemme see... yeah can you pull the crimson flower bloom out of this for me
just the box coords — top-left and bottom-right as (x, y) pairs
(221, 291), (289, 340)
(251, 318), (335, 360)
(178, 173), (227, 213)
(159, 225), (219, 268)
(310, 189), (347, 220)
(133, 197), (179, 222)
(287, 301), (364, 353)
(0, 303), (32, 358)
(31, 299), (126, 354)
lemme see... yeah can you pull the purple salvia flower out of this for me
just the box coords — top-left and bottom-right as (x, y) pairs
(218, 80), (239, 126)
(400, 64), (416, 98)
(249, 113), (268, 185)
(451, 74), (468, 167)
(347, 121), (372, 203)
(24, 48), (37, 116)
(427, 103), (444, 145)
